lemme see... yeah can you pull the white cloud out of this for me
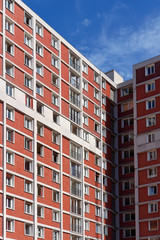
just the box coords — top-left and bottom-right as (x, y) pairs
(80, 14), (160, 80)
(82, 18), (90, 27)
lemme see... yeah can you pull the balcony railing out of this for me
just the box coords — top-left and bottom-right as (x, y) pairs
(70, 59), (80, 73)
(70, 150), (81, 161)
(70, 77), (80, 90)
(70, 96), (80, 108)
(71, 224), (81, 233)
(71, 168), (81, 179)
(71, 206), (81, 215)
(71, 187), (81, 197)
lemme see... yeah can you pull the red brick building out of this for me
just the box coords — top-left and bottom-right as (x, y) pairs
(0, 0), (159, 240)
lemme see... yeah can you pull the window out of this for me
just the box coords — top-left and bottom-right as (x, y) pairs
(37, 164), (44, 177)
(123, 196), (135, 206)
(6, 174), (14, 187)
(102, 95), (106, 105)
(52, 56), (58, 68)
(25, 181), (32, 193)
(83, 98), (88, 108)
(122, 133), (134, 143)
(146, 81), (155, 92)
(148, 167), (157, 178)
(26, 95), (31, 108)
(122, 165), (134, 175)
(95, 206), (101, 217)
(24, 159), (32, 172)
(124, 228), (135, 238)
(102, 79), (106, 89)
(25, 224), (33, 236)
(24, 33), (32, 47)
(37, 205), (44, 217)
(6, 107), (14, 120)
(149, 220), (158, 231)
(148, 202), (158, 213)
(121, 86), (133, 96)
(52, 131), (59, 144)
(122, 101), (133, 112)
(36, 43), (43, 56)
(147, 115), (156, 127)
(103, 209), (108, 219)
(5, 0), (14, 12)
(94, 89), (100, 100)
(6, 84), (14, 97)
(25, 202), (33, 214)
(53, 231), (59, 240)
(52, 94), (59, 106)
(95, 156), (101, 167)
(24, 116), (33, 130)
(103, 159), (107, 170)
(148, 185), (157, 196)
(96, 224), (101, 234)
(24, 12), (32, 27)
(37, 184), (44, 197)
(148, 133), (155, 143)
(6, 219), (14, 232)
(124, 212), (135, 222)
(52, 170), (60, 183)
(94, 73), (99, 84)
(52, 73), (59, 87)
(37, 143), (43, 157)
(6, 129), (14, 142)
(37, 123), (43, 136)
(37, 226), (44, 238)
(146, 64), (155, 76)
(122, 117), (133, 128)
(148, 150), (157, 161)
(51, 35), (58, 49)
(95, 189), (101, 200)
(5, 18), (14, 33)
(82, 62), (88, 74)
(103, 193), (107, 202)
(84, 220), (89, 231)
(84, 149), (89, 160)
(146, 99), (155, 110)
(82, 80), (88, 91)
(36, 63), (43, 76)
(102, 127), (107, 137)
(83, 131), (89, 141)
(103, 176), (107, 186)
(53, 210), (60, 222)
(94, 106), (100, 116)
(95, 172), (100, 183)
(6, 151), (14, 165)
(52, 190), (60, 202)
(103, 144), (107, 154)
(104, 226), (108, 236)
(102, 111), (106, 121)
(122, 149), (134, 159)
(84, 185), (89, 195)
(83, 115), (88, 125)
(53, 112), (59, 123)
(36, 22), (43, 36)
(25, 54), (32, 68)
(84, 202), (89, 213)
(95, 139), (101, 149)
(84, 168), (89, 178)
(25, 137), (32, 151)
(37, 102), (44, 115)
(6, 196), (14, 209)
(52, 151), (59, 163)
(70, 108), (80, 125)
(5, 40), (14, 55)
(24, 75), (32, 89)
(123, 180), (134, 190)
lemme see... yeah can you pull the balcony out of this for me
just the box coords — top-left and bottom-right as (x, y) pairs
(71, 168), (81, 179)
(70, 58), (80, 73)
(70, 150), (81, 161)
(71, 187), (81, 197)
(70, 76), (80, 90)
(70, 95), (80, 108)
(71, 205), (81, 215)
(71, 224), (81, 233)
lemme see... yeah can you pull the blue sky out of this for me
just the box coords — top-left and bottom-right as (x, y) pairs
(22, 0), (160, 80)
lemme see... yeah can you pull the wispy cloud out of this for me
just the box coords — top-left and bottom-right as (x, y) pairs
(82, 18), (90, 27)
(78, 14), (160, 80)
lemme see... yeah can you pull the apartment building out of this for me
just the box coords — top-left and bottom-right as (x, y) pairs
(0, 0), (159, 240)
